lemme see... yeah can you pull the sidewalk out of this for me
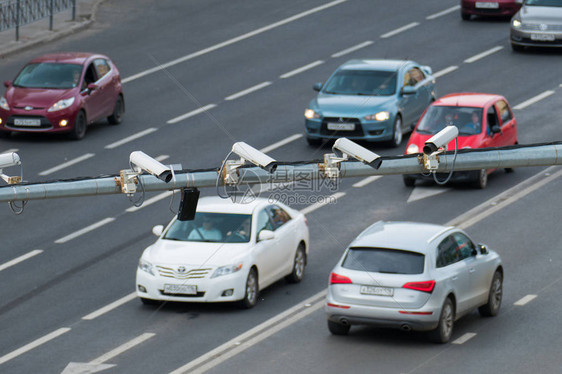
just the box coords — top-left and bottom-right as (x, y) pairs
(0, 0), (103, 58)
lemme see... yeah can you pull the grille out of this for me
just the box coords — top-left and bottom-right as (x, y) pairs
(521, 23), (562, 31)
(156, 266), (212, 280)
(320, 117), (364, 137)
(160, 290), (206, 297)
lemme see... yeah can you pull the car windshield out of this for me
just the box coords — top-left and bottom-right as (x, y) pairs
(525, 0), (562, 6)
(322, 69), (397, 96)
(13, 63), (83, 89)
(163, 213), (252, 243)
(342, 247), (425, 274)
(416, 106), (484, 136)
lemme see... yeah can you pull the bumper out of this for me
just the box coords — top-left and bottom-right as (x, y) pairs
(305, 118), (394, 142)
(0, 107), (79, 134)
(511, 30), (562, 48)
(462, 4), (519, 17)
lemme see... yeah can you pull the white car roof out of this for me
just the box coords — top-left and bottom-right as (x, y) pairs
(195, 196), (272, 214)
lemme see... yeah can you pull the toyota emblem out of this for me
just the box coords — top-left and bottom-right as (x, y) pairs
(177, 266), (187, 273)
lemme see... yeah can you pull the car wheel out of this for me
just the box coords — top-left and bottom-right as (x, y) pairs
(328, 320), (350, 335)
(285, 244), (306, 283)
(479, 270), (503, 317)
(428, 297), (454, 343)
(461, 11), (471, 21)
(473, 169), (488, 189)
(403, 175), (416, 187)
(511, 43), (524, 52)
(108, 95), (124, 125)
(69, 111), (87, 140)
(389, 115), (403, 148)
(239, 268), (259, 309)
(306, 136), (322, 146)
(140, 297), (162, 306)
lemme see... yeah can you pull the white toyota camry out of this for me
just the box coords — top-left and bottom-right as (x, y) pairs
(136, 196), (309, 308)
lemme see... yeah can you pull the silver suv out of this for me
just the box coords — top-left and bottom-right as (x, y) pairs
(326, 221), (503, 343)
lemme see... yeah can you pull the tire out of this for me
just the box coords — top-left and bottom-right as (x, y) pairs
(285, 244), (306, 283)
(428, 297), (454, 343)
(140, 297), (161, 306)
(504, 167), (514, 173)
(511, 43), (524, 52)
(388, 115), (403, 148)
(108, 95), (124, 125)
(328, 320), (350, 335)
(461, 11), (471, 21)
(403, 175), (416, 187)
(306, 136), (322, 146)
(479, 270), (503, 317)
(239, 268), (259, 309)
(69, 111), (87, 140)
(473, 169), (488, 189)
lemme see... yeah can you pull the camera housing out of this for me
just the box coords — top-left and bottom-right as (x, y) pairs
(231, 142), (277, 173)
(333, 138), (382, 169)
(0, 152), (21, 169)
(129, 151), (172, 183)
(423, 126), (459, 155)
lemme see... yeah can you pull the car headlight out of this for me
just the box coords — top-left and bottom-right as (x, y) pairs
(304, 109), (321, 119)
(211, 264), (243, 278)
(512, 19), (521, 28)
(0, 97), (9, 111)
(48, 97), (75, 112)
(406, 143), (419, 154)
(138, 258), (155, 276)
(365, 111), (390, 121)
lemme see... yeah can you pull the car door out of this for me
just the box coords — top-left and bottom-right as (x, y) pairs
(92, 58), (115, 117)
(80, 62), (104, 122)
(252, 207), (280, 287)
(482, 104), (503, 148)
(266, 205), (297, 279)
(452, 232), (487, 308)
(397, 66), (418, 126)
(409, 66), (431, 121)
(495, 99), (517, 146)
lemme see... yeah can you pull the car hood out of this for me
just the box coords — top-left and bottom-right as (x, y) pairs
(143, 239), (249, 266)
(6, 87), (73, 108)
(312, 94), (395, 117)
(520, 5), (562, 23)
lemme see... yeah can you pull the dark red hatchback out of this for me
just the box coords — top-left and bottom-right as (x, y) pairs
(461, 0), (522, 20)
(0, 52), (124, 140)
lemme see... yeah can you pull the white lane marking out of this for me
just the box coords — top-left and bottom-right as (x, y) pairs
(104, 128), (158, 149)
(122, 0), (347, 83)
(352, 175), (382, 188)
(155, 155), (169, 162)
(225, 81), (272, 101)
(464, 46), (503, 63)
(513, 90), (556, 110)
(0, 249), (43, 272)
(433, 65), (459, 79)
(331, 41), (374, 58)
(514, 294), (537, 306)
(408, 186), (450, 203)
(82, 292), (137, 320)
(54, 217), (116, 244)
(452, 332), (477, 345)
(426, 5), (460, 20)
(38, 153), (95, 176)
(0, 327), (71, 365)
(2, 148), (19, 153)
(259, 134), (303, 153)
(90, 333), (155, 364)
(61, 362), (115, 373)
(169, 291), (326, 374)
(299, 192), (346, 215)
(167, 104), (217, 124)
(380, 22), (419, 38)
(126, 191), (174, 213)
(280, 60), (324, 79)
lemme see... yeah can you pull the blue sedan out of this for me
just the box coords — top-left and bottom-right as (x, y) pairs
(304, 59), (436, 147)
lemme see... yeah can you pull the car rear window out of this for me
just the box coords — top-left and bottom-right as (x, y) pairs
(342, 247), (425, 274)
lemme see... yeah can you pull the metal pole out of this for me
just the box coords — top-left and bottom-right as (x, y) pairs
(49, 0), (53, 30)
(71, 0), (75, 21)
(15, 0), (20, 41)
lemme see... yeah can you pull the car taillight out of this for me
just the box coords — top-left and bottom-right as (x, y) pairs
(402, 280), (435, 293)
(330, 272), (352, 284)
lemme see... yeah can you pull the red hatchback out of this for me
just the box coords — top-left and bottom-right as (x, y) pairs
(461, 0), (522, 20)
(0, 52), (124, 140)
(403, 93), (518, 188)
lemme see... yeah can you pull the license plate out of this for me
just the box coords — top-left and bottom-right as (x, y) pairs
(163, 284), (197, 295)
(531, 33), (555, 41)
(327, 122), (355, 131)
(360, 285), (394, 296)
(14, 118), (41, 127)
(475, 2), (499, 8)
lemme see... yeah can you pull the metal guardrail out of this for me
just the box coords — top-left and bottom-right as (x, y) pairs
(0, 0), (76, 41)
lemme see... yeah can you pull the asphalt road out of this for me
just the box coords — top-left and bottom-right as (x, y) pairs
(0, 0), (562, 373)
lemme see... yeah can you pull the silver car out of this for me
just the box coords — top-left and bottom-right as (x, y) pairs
(325, 221), (503, 343)
(510, 0), (562, 51)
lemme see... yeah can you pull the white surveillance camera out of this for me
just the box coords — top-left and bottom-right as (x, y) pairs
(423, 125), (459, 155)
(129, 151), (172, 183)
(333, 138), (382, 169)
(0, 152), (21, 169)
(231, 142), (277, 173)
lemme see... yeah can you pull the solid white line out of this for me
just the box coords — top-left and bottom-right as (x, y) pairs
(433, 65), (459, 79)
(54, 217), (116, 244)
(331, 41), (374, 58)
(280, 60), (324, 79)
(90, 333), (155, 364)
(464, 46), (503, 63)
(426, 5), (460, 20)
(352, 175), (382, 188)
(104, 128), (158, 149)
(38, 153), (95, 176)
(513, 90), (556, 110)
(452, 332), (477, 345)
(259, 134), (303, 153)
(126, 191), (174, 213)
(514, 294), (537, 306)
(380, 22), (419, 38)
(122, 0), (347, 83)
(225, 81), (272, 101)
(0, 250), (43, 272)
(299, 192), (346, 215)
(155, 155), (170, 162)
(82, 292), (137, 320)
(0, 327), (71, 365)
(167, 104), (217, 124)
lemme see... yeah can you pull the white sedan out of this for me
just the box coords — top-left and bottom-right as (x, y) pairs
(136, 196), (309, 308)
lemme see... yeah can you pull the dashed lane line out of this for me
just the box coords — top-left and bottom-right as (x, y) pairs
(513, 90), (556, 110)
(38, 153), (95, 176)
(167, 104), (217, 124)
(225, 81), (272, 101)
(280, 60), (324, 79)
(54, 217), (116, 244)
(426, 5), (460, 20)
(82, 292), (137, 320)
(0, 250), (43, 272)
(433, 65), (459, 79)
(514, 294), (537, 306)
(104, 128), (158, 149)
(331, 41), (373, 58)
(380, 22), (419, 38)
(0, 328), (71, 365)
(464, 46), (503, 63)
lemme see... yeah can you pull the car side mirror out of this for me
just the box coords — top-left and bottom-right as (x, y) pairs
(152, 225), (164, 237)
(313, 82), (323, 92)
(400, 86), (416, 95)
(258, 230), (275, 241)
(491, 125), (502, 134)
(478, 243), (489, 255)
(3, 81), (11, 88)
(87, 83), (98, 92)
